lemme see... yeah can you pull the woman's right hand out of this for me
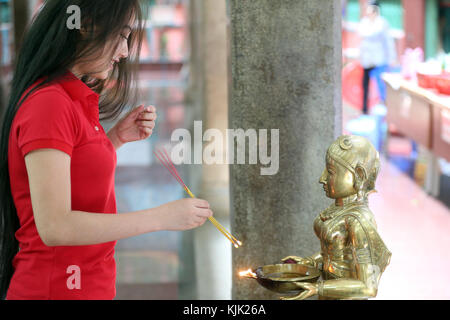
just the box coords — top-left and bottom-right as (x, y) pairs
(156, 198), (213, 231)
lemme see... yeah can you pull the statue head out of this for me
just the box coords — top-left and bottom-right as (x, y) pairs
(319, 135), (380, 202)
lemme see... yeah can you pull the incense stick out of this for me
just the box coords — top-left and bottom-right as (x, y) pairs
(158, 149), (241, 245)
(154, 149), (241, 248)
(154, 148), (242, 248)
(157, 150), (239, 241)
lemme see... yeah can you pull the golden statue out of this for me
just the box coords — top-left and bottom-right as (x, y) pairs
(241, 135), (391, 300)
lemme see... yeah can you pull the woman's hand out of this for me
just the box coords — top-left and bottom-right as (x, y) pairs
(156, 198), (213, 231)
(107, 105), (157, 149)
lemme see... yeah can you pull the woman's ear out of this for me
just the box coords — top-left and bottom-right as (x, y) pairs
(79, 19), (94, 38)
(79, 25), (91, 39)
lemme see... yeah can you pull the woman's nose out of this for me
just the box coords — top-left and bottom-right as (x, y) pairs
(119, 41), (129, 60)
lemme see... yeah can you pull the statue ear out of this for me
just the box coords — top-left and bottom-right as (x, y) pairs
(355, 164), (367, 182)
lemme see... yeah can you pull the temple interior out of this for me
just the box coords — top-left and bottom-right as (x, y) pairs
(1, 0), (450, 300)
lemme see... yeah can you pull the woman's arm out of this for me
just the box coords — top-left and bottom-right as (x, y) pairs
(107, 129), (125, 150)
(106, 105), (157, 150)
(25, 148), (212, 246)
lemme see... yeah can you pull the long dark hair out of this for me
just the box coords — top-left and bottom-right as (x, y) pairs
(0, 0), (145, 299)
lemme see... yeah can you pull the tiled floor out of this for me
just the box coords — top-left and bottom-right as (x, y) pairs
(108, 70), (450, 300)
(372, 158), (450, 299)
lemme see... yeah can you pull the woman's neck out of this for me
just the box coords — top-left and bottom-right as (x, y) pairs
(69, 66), (83, 80)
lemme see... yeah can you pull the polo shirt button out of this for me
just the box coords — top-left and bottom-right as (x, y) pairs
(94, 126), (99, 132)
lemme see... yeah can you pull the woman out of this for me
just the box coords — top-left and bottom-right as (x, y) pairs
(0, 0), (212, 300)
(359, 1), (396, 114)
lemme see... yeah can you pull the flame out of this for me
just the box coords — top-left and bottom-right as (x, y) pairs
(239, 269), (257, 279)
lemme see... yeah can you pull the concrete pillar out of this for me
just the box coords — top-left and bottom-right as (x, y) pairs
(177, 0), (204, 300)
(229, 0), (342, 299)
(194, 0), (231, 300)
(182, 0), (231, 299)
(12, 0), (38, 55)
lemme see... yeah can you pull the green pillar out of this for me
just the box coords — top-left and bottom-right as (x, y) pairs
(425, 0), (439, 59)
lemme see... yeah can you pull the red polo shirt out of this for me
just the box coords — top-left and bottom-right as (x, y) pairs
(7, 71), (118, 300)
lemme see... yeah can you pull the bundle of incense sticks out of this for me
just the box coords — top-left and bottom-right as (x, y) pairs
(154, 148), (242, 249)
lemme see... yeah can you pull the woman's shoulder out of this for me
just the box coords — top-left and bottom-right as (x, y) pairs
(21, 79), (72, 107)
(13, 80), (78, 130)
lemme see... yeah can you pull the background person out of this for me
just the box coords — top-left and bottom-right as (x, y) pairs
(359, 0), (397, 114)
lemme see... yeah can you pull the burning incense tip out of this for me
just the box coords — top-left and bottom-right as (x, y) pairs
(239, 269), (257, 279)
(237, 241), (243, 246)
(234, 244), (239, 249)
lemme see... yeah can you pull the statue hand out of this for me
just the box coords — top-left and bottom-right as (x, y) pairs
(280, 282), (318, 300)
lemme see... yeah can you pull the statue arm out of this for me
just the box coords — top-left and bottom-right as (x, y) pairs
(319, 218), (379, 299)
(308, 252), (323, 270)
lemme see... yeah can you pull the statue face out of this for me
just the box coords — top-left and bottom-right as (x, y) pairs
(319, 157), (356, 199)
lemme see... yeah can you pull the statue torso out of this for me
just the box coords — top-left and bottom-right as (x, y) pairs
(314, 202), (377, 280)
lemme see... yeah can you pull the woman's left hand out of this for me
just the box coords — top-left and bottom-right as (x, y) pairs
(107, 105), (157, 149)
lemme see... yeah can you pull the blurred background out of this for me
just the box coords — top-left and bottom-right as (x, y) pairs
(1, 0), (450, 300)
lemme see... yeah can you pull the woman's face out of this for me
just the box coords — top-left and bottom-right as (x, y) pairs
(366, 5), (379, 19)
(73, 25), (132, 80)
(319, 157), (356, 199)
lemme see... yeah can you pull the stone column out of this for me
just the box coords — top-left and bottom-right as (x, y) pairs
(228, 0), (342, 299)
(194, 0), (231, 300)
(177, 0), (204, 300)
(12, 0), (38, 55)
(182, 0), (231, 299)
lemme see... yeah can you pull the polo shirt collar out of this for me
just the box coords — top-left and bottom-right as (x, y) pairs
(60, 70), (100, 102)
(60, 70), (101, 121)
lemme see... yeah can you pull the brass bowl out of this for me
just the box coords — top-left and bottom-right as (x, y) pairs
(254, 264), (321, 293)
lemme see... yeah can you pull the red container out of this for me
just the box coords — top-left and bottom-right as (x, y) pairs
(417, 72), (440, 89)
(435, 73), (450, 95)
